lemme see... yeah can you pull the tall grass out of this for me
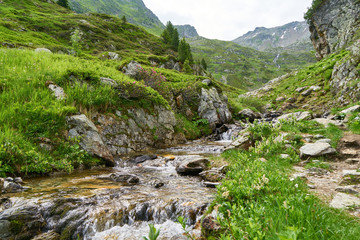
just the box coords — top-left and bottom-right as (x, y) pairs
(0, 49), (169, 176)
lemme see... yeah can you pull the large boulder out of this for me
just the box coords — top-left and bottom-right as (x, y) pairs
(313, 118), (343, 127)
(199, 169), (225, 182)
(340, 105), (360, 114)
(100, 77), (118, 87)
(122, 61), (142, 79)
(66, 114), (114, 166)
(238, 109), (261, 122)
(330, 193), (360, 209)
(109, 173), (140, 185)
(35, 48), (52, 53)
(198, 88), (232, 129)
(300, 142), (336, 158)
(176, 157), (210, 176)
(277, 111), (312, 121)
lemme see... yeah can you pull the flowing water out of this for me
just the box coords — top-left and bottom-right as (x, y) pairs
(0, 138), (234, 240)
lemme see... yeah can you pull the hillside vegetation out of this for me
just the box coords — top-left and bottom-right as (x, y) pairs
(188, 36), (316, 90)
(0, 0), (243, 176)
(69, 0), (165, 35)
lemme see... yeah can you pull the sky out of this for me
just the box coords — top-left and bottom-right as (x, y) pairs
(142, 0), (313, 41)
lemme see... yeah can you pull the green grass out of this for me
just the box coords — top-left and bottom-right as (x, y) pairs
(279, 119), (343, 148)
(250, 50), (350, 113)
(0, 0), (168, 57)
(349, 111), (360, 134)
(69, 0), (165, 36)
(208, 121), (360, 239)
(0, 45), (231, 176)
(0, 48), (171, 176)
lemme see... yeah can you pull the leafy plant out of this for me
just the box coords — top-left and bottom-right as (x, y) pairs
(178, 216), (195, 240)
(143, 224), (160, 240)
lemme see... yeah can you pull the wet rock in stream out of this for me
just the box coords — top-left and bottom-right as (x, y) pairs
(131, 154), (158, 164)
(176, 157), (210, 176)
(109, 173), (140, 185)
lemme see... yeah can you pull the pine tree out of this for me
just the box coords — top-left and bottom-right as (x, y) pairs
(178, 38), (193, 63)
(171, 28), (179, 51)
(201, 58), (207, 70)
(121, 16), (127, 24)
(161, 21), (174, 44)
(57, 0), (70, 9)
(183, 59), (192, 74)
(161, 21), (180, 51)
(178, 38), (188, 63)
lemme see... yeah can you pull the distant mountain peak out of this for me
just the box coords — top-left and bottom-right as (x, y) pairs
(174, 24), (199, 38)
(233, 21), (311, 52)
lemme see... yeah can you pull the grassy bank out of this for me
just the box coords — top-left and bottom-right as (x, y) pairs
(209, 120), (360, 239)
(0, 48), (221, 177)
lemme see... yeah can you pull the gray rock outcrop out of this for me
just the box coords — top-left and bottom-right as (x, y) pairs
(300, 142), (336, 158)
(238, 109), (260, 122)
(66, 114), (115, 166)
(122, 61), (142, 79)
(308, 0), (360, 103)
(309, 0), (360, 59)
(277, 111), (312, 121)
(198, 88), (232, 129)
(99, 105), (179, 155)
(35, 48), (52, 53)
(48, 83), (66, 100)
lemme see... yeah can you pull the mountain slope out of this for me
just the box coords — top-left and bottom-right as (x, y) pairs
(69, 0), (165, 35)
(188, 36), (316, 90)
(243, 0), (360, 112)
(0, 0), (170, 58)
(233, 21), (312, 52)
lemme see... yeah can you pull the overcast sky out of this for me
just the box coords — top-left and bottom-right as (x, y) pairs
(142, 0), (313, 41)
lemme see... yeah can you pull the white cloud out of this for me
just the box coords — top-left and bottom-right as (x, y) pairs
(142, 0), (313, 40)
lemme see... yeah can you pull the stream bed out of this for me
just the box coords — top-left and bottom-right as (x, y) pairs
(0, 140), (231, 240)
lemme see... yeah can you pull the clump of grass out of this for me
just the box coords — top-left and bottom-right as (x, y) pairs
(237, 96), (266, 112)
(175, 114), (211, 140)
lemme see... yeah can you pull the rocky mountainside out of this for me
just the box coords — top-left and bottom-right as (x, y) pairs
(308, 0), (360, 60)
(175, 24), (199, 38)
(69, 0), (165, 35)
(308, 0), (360, 104)
(233, 21), (312, 52)
(243, 0), (360, 112)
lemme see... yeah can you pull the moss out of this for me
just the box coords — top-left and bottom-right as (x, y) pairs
(10, 220), (23, 235)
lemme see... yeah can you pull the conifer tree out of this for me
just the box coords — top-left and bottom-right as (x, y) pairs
(161, 21), (179, 51)
(171, 28), (179, 51)
(178, 38), (193, 63)
(121, 16), (127, 24)
(57, 0), (70, 9)
(183, 59), (192, 74)
(201, 58), (207, 70)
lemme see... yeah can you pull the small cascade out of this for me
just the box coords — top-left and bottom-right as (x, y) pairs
(208, 123), (245, 142)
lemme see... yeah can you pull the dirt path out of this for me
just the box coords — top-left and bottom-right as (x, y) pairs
(292, 133), (360, 217)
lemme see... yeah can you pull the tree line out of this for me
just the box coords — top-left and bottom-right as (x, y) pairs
(161, 21), (207, 72)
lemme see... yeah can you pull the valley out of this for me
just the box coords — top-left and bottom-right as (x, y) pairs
(0, 0), (360, 239)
